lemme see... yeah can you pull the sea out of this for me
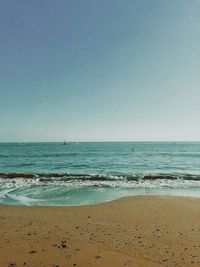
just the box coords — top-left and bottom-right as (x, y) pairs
(0, 142), (200, 206)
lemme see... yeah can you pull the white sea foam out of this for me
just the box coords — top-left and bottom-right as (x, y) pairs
(0, 176), (200, 206)
(8, 194), (42, 206)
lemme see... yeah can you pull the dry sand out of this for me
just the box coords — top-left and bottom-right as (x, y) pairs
(0, 196), (200, 267)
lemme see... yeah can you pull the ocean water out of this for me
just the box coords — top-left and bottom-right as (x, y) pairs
(0, 142), (200, 206)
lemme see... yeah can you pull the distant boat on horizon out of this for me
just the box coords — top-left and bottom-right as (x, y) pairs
(63, 140), (70, 145)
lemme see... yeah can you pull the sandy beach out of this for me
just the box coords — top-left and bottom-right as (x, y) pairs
(0, 196), (200, 267)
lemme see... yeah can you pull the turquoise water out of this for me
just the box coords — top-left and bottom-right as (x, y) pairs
(0, 142), (200, 205)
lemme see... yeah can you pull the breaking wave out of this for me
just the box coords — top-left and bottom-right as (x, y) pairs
(0, 172), (200, 206)
(0, 172), (200, 181)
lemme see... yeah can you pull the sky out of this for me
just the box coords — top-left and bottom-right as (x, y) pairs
(0, 0), (200, 142)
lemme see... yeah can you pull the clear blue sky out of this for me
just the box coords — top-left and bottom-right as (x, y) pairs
(0, 0), (200, 142)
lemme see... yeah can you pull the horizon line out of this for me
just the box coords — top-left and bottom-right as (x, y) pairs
(0, 140), (200, 143)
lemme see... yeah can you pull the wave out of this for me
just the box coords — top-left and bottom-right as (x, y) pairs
(15, 163), (35, 167)
(0, 172), (200, 181)
(0, 155), (10, 158)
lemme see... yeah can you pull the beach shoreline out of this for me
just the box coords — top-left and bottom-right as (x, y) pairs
(0, 196), (200, 267)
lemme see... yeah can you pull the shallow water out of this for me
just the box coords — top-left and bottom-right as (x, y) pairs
(0, 142), (200, 205)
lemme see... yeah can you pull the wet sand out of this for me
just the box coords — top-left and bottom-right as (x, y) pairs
(0, 196), (200, 267)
